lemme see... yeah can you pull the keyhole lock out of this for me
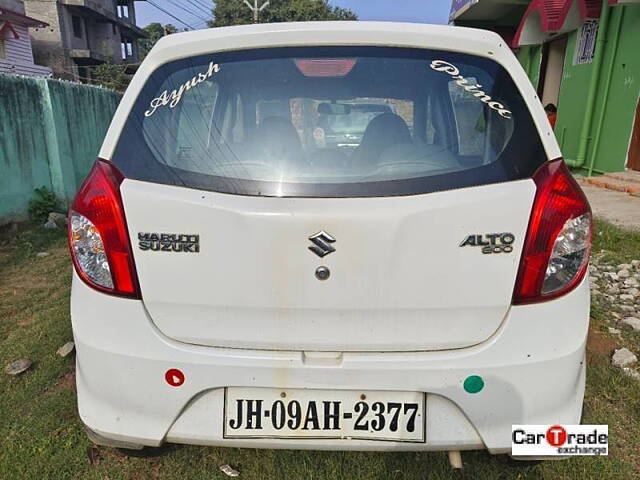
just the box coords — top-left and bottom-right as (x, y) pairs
(315, 266), (330, 281)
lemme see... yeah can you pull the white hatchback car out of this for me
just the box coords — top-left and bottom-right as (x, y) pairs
(68, 22), (591, 462)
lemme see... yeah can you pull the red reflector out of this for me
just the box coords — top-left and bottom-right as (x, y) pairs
(165, 368), (185, 387)
(69, 159), (140, 298)
(295, 58), (357, 77)
(512, 159), (591, 304)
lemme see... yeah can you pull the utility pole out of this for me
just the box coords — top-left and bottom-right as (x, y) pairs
(243, 0), (269, 23)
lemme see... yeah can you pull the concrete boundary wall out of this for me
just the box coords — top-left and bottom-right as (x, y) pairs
(0, 74), (121, 224)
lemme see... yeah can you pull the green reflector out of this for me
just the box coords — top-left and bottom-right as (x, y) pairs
(463, 375), (484, 394)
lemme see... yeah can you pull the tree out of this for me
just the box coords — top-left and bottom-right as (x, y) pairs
(208, 0), (357, 28)
(140, 22), (178, 59)
(91, 62), (130, 92)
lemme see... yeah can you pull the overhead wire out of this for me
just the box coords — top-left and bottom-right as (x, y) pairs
(146, 0), (196, 29)
(190, 0), (214, 12)
(166, 0), (210, 22)
(178, 0), (213, 18)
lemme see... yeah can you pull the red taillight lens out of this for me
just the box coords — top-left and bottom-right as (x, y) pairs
(294, 59), (357, 77)
(68, 159), (140, 298)
(513, 159), (592, 304)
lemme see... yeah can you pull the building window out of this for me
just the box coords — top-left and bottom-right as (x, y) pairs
(112, 23), (118, 35)
(72, 15), (83, 38)
(121, 38), (133, 59)
(118, 4), (130, 19)
(0, 38), (5, 59)
(573, 20), (598, 65)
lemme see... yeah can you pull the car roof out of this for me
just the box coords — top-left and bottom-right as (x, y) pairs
(150, 22), (506, 67)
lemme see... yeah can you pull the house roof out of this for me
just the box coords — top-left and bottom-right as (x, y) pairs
(0, 6), (49, 28)
(513, 0), (595, 46)
(0, 20), (19, 38)
(454, 0), (637, 48)
(513, 0), (633, 46)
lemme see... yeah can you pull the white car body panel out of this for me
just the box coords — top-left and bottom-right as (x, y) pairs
(122, 178), (535, 351)
(72, 272), (588, 452)
(70, 22), (589, 455)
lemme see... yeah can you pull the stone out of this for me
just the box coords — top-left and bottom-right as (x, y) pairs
(5, 359), (32, 376)
(219, 464), (240, 477)
(606, 286), (620, 295)
(608, 328), (621, 334)
(604, 272), (619, 281)
(628, 288), (640, 297)
(48, 212), (67, 226)
(622, 317), (640, 331)
(631, 260), (640, 268)
(620, 294), (635, 302)
(623, 368), (640, 381)
(36, 252), (50, 258)
(43, 219), (57, 229)
(56, 342), (75, 357)
(618, 264), (633, 270)
(620, 305), (636, 312)
(612, 348), (637, 368)
(618, 269), (631, 279)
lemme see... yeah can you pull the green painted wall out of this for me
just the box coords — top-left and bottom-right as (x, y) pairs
(555, 5), (640, 173)
(554, 29), (590, 164)
(516, 44), (542, 90)
(0, 74), (121, 223)
(587, 5), (640, 173)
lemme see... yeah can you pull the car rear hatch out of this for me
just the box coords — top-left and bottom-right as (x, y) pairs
(109, 44), (548, 351)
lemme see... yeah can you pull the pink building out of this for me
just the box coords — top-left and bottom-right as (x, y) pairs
(0, 0), (51, 76)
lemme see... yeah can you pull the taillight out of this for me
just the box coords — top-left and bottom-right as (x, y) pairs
(68, 159), (140, 298)
(513, 159), (592, 304)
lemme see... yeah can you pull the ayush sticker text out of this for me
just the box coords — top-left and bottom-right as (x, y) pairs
(145, 61), (220, 117)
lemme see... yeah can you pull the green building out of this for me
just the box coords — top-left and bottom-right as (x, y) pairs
(452, 0), (640, 176)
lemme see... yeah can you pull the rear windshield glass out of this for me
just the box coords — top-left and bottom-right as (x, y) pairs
(111, 46), (546, 197)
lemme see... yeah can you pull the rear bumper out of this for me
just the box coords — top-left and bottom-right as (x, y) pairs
(71, 272), (589, 454)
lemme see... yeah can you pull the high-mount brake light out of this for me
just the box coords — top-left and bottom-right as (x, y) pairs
(294, 58), (357, 77)
(68, 159), (140, 298)
(513, 159), (592, 305)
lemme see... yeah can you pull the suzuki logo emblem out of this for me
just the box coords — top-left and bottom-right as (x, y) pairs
(308, 231), (336, 258)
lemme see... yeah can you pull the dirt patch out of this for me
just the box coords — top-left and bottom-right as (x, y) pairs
(45, 371), (76, 394)
(586, 325), (618, 362)
(17, 316), (36, 327)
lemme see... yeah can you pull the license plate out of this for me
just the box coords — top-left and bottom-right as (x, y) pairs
(223, 388), (425, 442)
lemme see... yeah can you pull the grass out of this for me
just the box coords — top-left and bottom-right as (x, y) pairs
(1, 219), (639, 479)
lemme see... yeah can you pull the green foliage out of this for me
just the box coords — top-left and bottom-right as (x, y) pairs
(27, 187), (62, 224)
(90, 62), (130, 92)
(141, 22), (178, 59)
(209, 0), (357, 27)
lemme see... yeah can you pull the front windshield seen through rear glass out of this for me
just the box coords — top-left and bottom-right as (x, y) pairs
(111, 46), (546, 197)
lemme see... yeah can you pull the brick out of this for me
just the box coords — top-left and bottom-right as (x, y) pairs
(585, 176), (640, 194)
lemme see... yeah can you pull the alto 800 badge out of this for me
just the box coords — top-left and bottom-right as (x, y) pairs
(460, 233), (515, 254)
